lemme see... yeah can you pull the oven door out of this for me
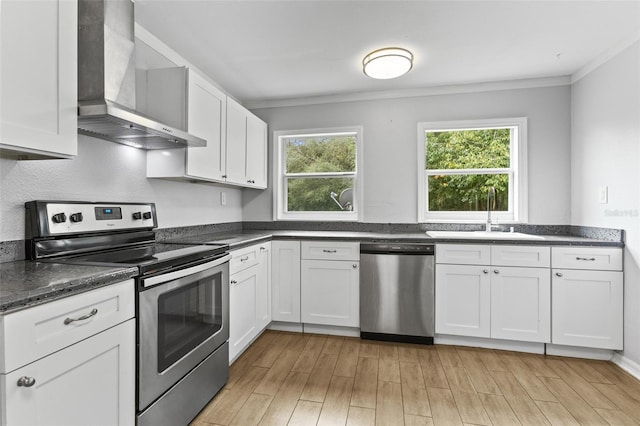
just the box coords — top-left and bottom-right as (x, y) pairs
(137, 254), (230, 411)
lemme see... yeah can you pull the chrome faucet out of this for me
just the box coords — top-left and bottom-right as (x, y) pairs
(486, 186), (499, 232)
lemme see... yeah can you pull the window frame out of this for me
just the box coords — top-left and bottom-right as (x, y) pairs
(273, 126), (363, 221)
(417, 117), (528, 223)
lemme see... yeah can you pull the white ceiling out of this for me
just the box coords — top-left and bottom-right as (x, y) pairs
(135, 1), (640, 107)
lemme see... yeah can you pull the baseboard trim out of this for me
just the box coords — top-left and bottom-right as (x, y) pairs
(303, 323), (360, 337)
(434, 334), (545, 354)
(545, 344), (614, 360)
(268, 321), (303, 333)
(612, 353), (640, 381)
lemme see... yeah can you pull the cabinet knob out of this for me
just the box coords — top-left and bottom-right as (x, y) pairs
(555, 272), (563, 277)
(17, 376), (36, 387)
(222, 175), (227, 179)
(493, 269), (500, 274)
(230, 279), (237, 285)
(483, 269), (489, 274)
(352, 264), (358, 269)
(247, 179), (255, 184)
(260, 246), (266, 251)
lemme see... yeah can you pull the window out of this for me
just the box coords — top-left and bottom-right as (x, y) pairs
(274, 127), (363, 221)
(417, 118), (527, 223)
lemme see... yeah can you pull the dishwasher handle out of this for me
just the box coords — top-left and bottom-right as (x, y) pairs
(360, 243), (435, 255)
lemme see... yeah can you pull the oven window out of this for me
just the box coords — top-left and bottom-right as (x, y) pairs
(157, 271), (223, 372)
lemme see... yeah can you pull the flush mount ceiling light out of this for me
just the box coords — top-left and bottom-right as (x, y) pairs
(362, 47), (414, 79)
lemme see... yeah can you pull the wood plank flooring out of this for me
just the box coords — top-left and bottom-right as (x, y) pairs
(191, 331), (640, 426)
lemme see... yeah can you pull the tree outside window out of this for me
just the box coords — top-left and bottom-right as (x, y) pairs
(418, 118), (527, 222)
(275, 128), (362, 221)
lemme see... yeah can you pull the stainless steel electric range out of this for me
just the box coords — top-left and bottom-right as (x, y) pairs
(25, 201), (230, 426)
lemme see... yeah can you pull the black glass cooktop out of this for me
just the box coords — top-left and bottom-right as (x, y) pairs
(48, 242), (229, 276)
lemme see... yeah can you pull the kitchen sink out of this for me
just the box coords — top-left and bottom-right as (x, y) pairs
(426, 231), (546, 240)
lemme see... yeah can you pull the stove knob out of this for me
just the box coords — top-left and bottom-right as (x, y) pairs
(132, 212), (142, 220)
(142, 212), (152, 220)
(70, 212), (83, 223)
(51, 213), (67, 224)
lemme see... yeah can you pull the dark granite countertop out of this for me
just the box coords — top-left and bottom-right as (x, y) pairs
(0, 261), (138, 314)
(167, 229), (624, 250)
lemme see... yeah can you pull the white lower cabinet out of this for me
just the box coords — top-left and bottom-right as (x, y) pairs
(301, 259), (359, 327)
(229, 266), (259, 361)
(435, 244), (551, 343)
(1, 320), (135, 426)
(271, 241), (301, 323)
(490, 267), (550, 342)
(229, 242), (271, 362)
(435, 264), (491, 337)
(552, 269), (623, 350)
(0, 280), (135, 426)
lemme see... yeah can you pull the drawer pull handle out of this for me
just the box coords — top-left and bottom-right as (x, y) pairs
(493, 269), (500, 274)
(576, 257), (596, 261)
(483, 269), (489, 274)
(64, 308), (98, 325)
(322, 249), (337, 253)
(17, 376), (36, 387)
(260, 247), (266, 251)
(556, 272), (563, 277)
(231, 279), (238, 285)
(240, 256), (249, 262)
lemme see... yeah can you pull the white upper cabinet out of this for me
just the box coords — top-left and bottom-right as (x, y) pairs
(146, 68), (227, 182)
(225, 97), (268, 189)
(0, 0), (78, 159)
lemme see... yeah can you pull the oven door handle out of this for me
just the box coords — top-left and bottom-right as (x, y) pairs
(142, 254), (231, 288)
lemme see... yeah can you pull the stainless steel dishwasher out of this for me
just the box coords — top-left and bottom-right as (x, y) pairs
(360, 243), (435, 344)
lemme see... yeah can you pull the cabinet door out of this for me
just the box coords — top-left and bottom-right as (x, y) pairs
(271, 241), (301, 323)
(245, 114), (267, 188)
(225, 97), (248, 185)
(229, 267), (259, 362)
(1, 0), (77, 159)
(1, 319), (135, 426)
(186, 70), (227, 181)
(301, 260), (359, 327)
(491, 267), (550, 342)
(256, 243), (272, 330)
(435, 264), (490, 337)
(552, 269), (623, 350)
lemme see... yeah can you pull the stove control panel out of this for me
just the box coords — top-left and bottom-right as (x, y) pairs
(25, 202), (157, 236)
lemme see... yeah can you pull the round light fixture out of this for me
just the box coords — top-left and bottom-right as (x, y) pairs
(362, 47), (413, 79)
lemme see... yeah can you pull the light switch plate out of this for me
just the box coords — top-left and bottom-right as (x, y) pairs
(598, 186), (608, 204)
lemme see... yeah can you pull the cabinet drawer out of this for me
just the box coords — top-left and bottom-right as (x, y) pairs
(0, 280), (135, 373)
(436, 244), (490, 265)
(492, 245), (550, 268)
(230, 243), (268, 274)
(301, 241), (359, 261)
(552, 247), (622, 271)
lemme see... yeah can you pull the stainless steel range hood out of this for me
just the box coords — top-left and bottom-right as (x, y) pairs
(77, 0), (205, 149)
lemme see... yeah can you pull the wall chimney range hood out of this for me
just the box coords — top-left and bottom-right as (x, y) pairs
(77, 0), (205, 149)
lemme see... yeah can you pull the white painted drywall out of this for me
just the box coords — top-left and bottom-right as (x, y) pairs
(244, 85), (572, 224)
(0, 135), (243, 241)
(571, 41), (640, 366)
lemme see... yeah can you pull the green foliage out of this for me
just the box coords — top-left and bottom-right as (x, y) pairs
(426, 129), (510, 211)
(284, 136), (356, 212)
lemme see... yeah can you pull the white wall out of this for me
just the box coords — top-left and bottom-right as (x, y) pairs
(0, 135), (242, 241)
(244, 85), (572, 224)
(571, 41), (640, 366)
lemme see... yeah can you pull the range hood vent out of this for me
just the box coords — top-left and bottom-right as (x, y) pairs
(77, 0), (205, 149)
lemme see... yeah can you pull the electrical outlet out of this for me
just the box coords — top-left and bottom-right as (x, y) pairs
(598, 186), (608, 204)
(220, 191), (227, 206)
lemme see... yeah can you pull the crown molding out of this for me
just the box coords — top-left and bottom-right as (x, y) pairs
(571, 31), (640, 84)
(244, 76), (571, 110)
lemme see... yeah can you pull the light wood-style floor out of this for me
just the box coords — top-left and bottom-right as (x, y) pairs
(191, 330), (640, 426)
